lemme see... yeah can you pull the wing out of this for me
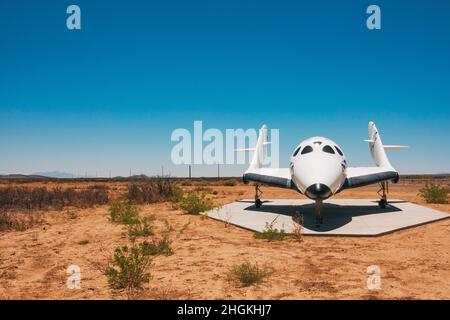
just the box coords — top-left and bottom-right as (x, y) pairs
(341, 166), (399, 189)
(243, 168), (295, 190)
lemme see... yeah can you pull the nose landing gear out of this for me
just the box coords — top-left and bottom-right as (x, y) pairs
(254, 184), (263, 208)
(315, 199), (323, 227)
(377, 181), (389, 209)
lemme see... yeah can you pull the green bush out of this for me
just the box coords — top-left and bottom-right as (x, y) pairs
(254, 221), (287, 241)
(229, 262), (271, 287)
(170, 187), (184, 202)
(140, 237), (174, 257)
(419, 184), (449, 204)
(179, 191), (214, 215)
(127, 215), (155, 238)
(105, 244), (152, 293)
(109, 202), (140, 225)
(67, 211), (78, 220)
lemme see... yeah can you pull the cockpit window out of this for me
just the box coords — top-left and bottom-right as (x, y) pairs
(322, 145), (335, 154)
(301, 145), (313, 154)
(293, 146), (301, 157)
(335, 146), (344, 156)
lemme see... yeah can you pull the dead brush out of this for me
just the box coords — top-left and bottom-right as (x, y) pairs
(291, 212), (304, 242)
(193, 186), (213, 193)
(127, 177), (183, 204)
(0, 186), (109, 211)
(0, 211), (43, 232)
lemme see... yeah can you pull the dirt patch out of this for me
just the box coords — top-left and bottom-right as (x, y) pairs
(0, 182), (449, 299)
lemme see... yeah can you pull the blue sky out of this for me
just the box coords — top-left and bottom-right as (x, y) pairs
(0, 0), (449, 177)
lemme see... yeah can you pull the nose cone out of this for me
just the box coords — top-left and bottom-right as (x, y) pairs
(304, 183), (332, 200)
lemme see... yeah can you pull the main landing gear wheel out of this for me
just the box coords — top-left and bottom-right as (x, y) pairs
(378, 199), (387, 209)
(254, 184), (263, 208)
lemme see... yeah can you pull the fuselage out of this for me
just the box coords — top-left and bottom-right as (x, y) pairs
(290, 136), (347, 200)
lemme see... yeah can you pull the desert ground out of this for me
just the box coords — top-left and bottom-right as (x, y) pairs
(0, 178), (449, 300)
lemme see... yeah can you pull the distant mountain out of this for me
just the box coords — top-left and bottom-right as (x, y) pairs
(33, 171), (76, 179)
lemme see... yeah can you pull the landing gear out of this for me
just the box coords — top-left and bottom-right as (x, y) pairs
(377, 181), (389, 208)
(314, 200), (323, 227)
(254, 184), (263, 208)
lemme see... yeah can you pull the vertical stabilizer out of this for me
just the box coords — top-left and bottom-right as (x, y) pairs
(249, 125), (268, 169)
(367, 121), (393, 168)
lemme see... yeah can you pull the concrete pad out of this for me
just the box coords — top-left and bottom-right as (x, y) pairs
(203, 199), (450, 236)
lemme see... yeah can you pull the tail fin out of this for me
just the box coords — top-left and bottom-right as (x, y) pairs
(367, 122), (394, 168)
(249, 124), (269, 169)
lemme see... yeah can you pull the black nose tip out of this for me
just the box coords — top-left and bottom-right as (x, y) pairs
(305, 183), (332, 200)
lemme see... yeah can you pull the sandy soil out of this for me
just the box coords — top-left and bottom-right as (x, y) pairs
(0, 183), (449, 300)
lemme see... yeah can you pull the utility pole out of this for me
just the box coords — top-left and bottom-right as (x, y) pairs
(188, 165), (191, 179)
(217, 164), (220, 180)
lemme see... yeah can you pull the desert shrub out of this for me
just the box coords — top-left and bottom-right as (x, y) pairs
(78, 239), (90, 245)
(127, 177), (182, 204)
(223, 179), (237, 186)
(0, 212), (43, 232)
(127, 215), (155, 239)
(87, 184), (109, 190)
(0, 186), (109, 211)
(254, 221), (287, 241)
(178, 221), (191, 236)
(179, 191), (214, 215)
(78, 189), (109, 207)
(109, 202), (140, 225)
(228, 262), (271, 287)
(140, 237), (174, 257)
(193, 186), (213, 193)
(105, 244), (152, 295)
(167, 187), (184, 207)
(291, 213), (304, 242)
(67, 211), (78, 219)
(419, 184), (448, 204)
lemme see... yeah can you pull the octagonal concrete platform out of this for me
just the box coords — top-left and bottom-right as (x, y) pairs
(203, 199), (449, 236)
